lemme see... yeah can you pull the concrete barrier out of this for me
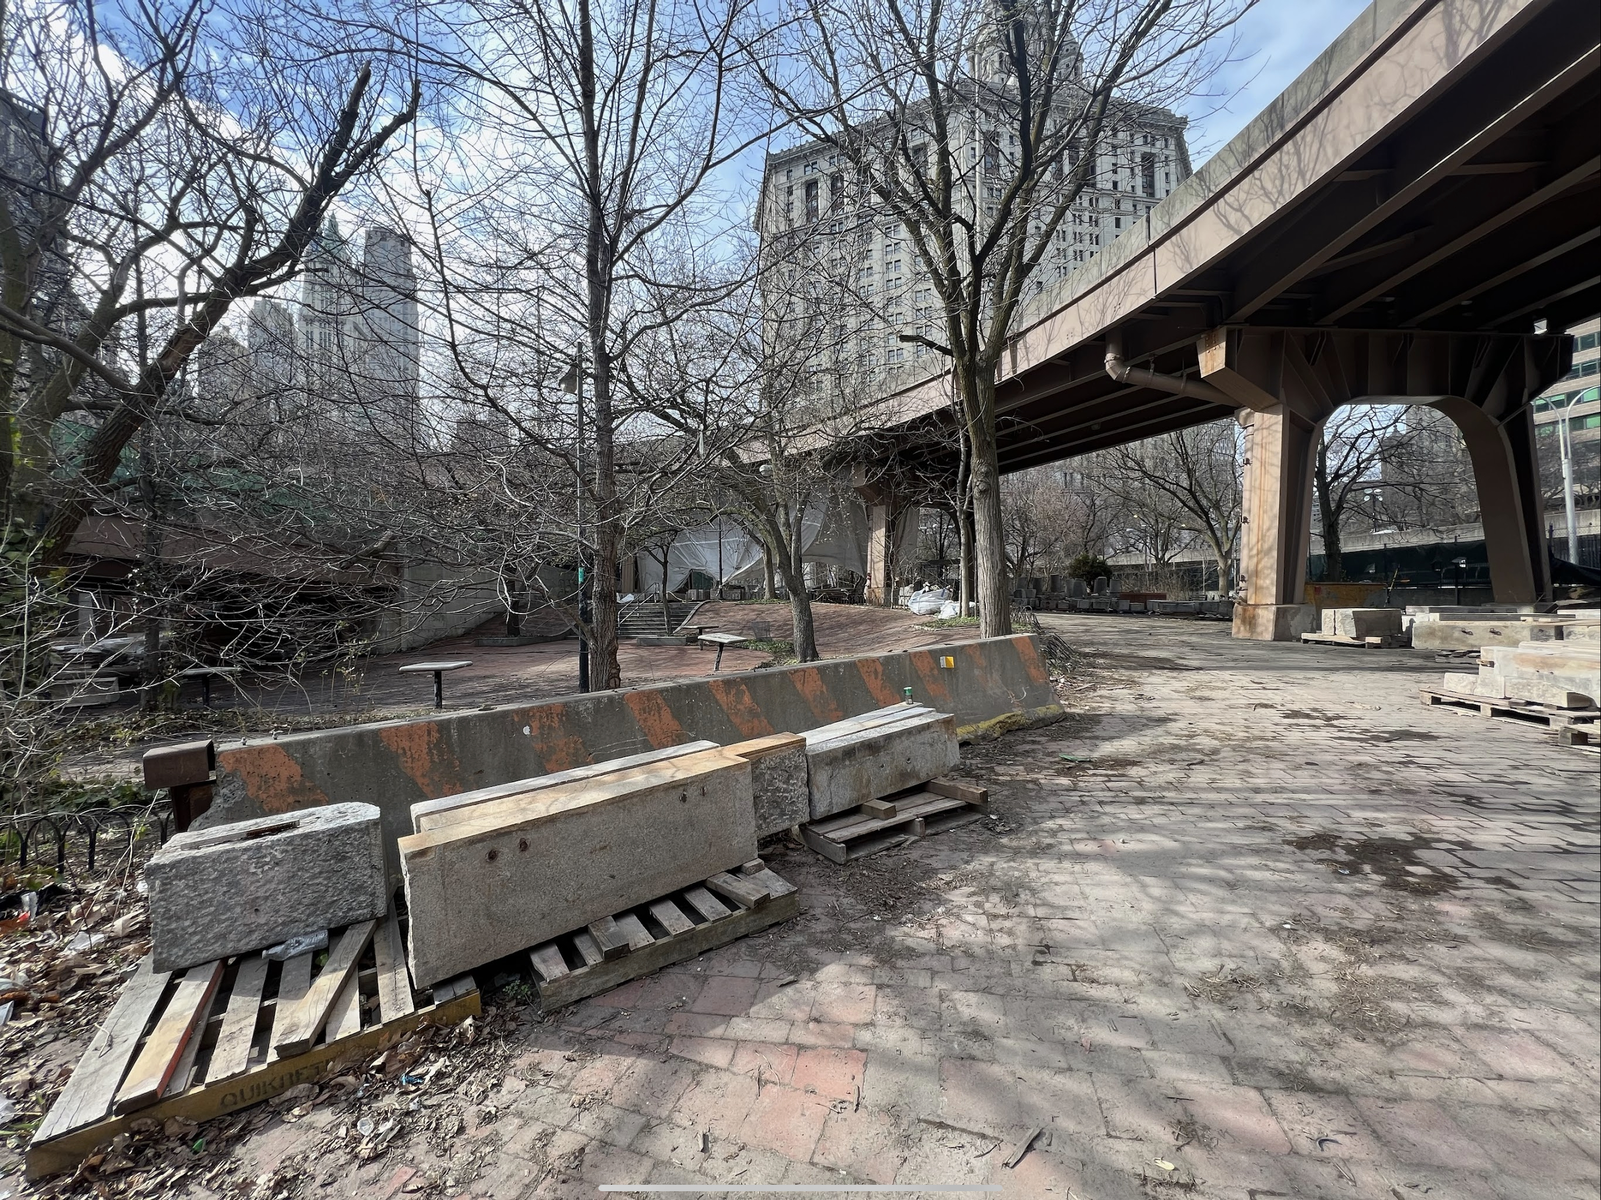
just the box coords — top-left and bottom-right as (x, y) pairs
(205, 634), (1060, 865)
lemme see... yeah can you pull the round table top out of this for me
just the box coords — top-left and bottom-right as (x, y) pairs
(398, 660), (474, 673)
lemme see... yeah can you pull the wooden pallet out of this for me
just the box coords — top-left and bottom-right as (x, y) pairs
(1301, 631), (1407, 649)
(27, 903), (478, 1180)
(799, 779), (989, 864)
(527, 867), (799, 1011)
(1421, 687), (1601, 729)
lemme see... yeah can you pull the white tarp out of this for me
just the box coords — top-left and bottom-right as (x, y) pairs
(634, 491), (888, 593)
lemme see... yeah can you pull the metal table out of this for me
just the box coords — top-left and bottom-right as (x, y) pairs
(399, 660), (473, 708)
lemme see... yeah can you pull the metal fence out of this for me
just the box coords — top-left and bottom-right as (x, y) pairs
(2, 802), (174, 878)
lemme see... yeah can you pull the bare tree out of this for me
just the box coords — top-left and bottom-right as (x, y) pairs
(1097, 419), (1241, 590)
(0, 0), (417, 566)
(399, 0), (774, 690)
(756, 0), (1252, 636)
(1312, 405), (1407, 581)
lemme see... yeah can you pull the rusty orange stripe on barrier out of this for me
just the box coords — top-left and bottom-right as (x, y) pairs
(706, 678), (777, 740)
(622, 689), (690, 748)
(788, 666), (846, 724)
(210, 635), (1060, 851)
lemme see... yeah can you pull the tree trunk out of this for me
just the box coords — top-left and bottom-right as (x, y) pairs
(1314, 434), (1343, 583)
(958, 502), (974, 617)
(783, 534), (818, 661)
(964, 373), (1011, 637)
(762, 546), (776, 600)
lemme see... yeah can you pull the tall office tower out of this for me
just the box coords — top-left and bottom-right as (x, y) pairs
(358, 225), (422, 447)
(297, 217), (365, 407)
(756, 24), (1190, 406)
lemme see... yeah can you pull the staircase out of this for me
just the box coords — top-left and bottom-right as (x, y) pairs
(619, 599), (704, 639)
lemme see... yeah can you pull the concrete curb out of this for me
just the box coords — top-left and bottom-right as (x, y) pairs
(206, 633), (1061, 865)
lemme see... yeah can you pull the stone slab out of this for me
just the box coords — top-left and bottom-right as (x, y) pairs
(725, 735), (810, 837)
(1410, 621), (1563, 651)
(1321, 607), (1402, 638)
(399, 749), (757, 985)
(802, 709), (960, 819)
(410, 740), (718, 833)
(146, 803), (386, 972)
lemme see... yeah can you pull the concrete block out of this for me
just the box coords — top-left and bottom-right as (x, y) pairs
(411, 739), (718, 833)
(803, 709), (960, 819)
(726, 734), (809, 837)
(146, 803), (386, 972)
(1321, 607), (1402, 638)
(400, 749), (757, 985)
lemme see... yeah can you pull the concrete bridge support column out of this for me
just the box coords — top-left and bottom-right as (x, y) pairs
(1198, 329), (1326, 640)
(1432, 397), (1550, 604)
(1233, 404), (1322, 640)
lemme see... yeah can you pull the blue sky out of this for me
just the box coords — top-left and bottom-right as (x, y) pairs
(1178, 0), (1374, 163)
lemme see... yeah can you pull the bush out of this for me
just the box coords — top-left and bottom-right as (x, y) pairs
(1066, 553), (1112, 583)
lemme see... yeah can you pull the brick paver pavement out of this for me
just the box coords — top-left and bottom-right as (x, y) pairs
(237, 614), (1600, 1198)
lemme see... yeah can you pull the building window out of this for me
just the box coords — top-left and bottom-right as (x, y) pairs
(830, 173), (843, 211)
(984, 132), (1000, 172)
(1141, 153), (1157, 197)
(805, 179), (819, 221)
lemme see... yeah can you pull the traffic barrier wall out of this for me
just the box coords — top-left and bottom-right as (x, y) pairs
(207, 634), (1059, 864)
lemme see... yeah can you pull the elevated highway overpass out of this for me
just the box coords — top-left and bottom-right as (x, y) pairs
(874, 0), (1598, 636)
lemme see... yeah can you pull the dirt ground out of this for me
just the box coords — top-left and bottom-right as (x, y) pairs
(8, 612), (1599, 1199)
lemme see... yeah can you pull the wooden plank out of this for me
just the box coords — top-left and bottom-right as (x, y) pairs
(160, 974), (221, 1099)
(535, 889), (800, 1013)
(586, 916), (632, 961)
(827, 795), (965, 842)
(267, 953), (312, 1062)
(704, 872), (770, 910)
(798, 823), (848, 865)
(924, 778), (989, 808)
(373, 902), (414, 1021)
(28, 988), (481, 1183)
(327, 975), (363, 1043)
(572, 932), (606, 967)
(273, 920), (377, 1058)
(741, 868), (799, 900)
(529, 944), (571, 982)
(34, 960), (173, 1141)
(648, 898), (695, 936)
(113, 961), (225, 1114)
(681, 886), (732, 922)
(203, 956), (269, 1084)
(613, 913), (655, 951)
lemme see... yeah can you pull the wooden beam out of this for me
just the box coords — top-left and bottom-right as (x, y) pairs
(33, 960), (171, 1141)
(273, 921), (376, 1058)
(113, 961), (224, 1114)
(373, 901), (414, 1021)
(29, 989), (480, 1182)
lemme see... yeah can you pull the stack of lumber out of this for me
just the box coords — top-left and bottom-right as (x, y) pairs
(1441, 640), (1601, 710)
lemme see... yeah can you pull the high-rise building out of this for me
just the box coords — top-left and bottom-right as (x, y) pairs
(289, 218), (422, 447)
(756, 35), (1191, 402)
(359, 225), (422, 444)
